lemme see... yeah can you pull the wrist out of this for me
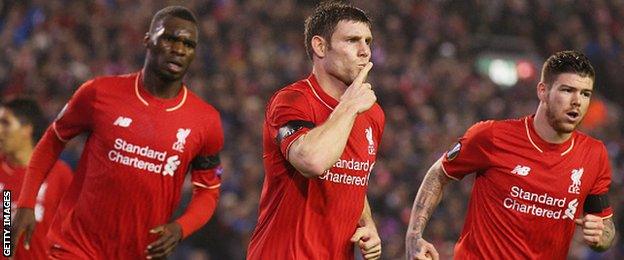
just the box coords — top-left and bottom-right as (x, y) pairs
(334, 101), (359, 116)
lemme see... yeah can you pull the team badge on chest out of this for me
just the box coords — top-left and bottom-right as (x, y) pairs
(567, 168), (583, 194)
(365, 127), (375, 155)
(173, 128), (191, 152)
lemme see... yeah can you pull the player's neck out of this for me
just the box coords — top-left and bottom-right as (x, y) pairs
(312, 66), (348, 100)
(141, 70), (183, 99)
(533, 106), (573, 144)
(7, 146), (32, 167)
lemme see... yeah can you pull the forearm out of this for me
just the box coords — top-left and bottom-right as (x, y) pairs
(406, 159), (451, 238)
(175, 187), (219, 239)
(17, 127), (66, 208)
(591, 218), (616, 252)
(359, 196), (375, 227)
(289, 103), (358, 176)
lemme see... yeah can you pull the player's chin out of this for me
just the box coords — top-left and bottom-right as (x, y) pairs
(553, 121), (577, 133)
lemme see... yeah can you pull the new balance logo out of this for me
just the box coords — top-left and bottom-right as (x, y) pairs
(113, 116), (132, 127)
(511, 165), (531, 176)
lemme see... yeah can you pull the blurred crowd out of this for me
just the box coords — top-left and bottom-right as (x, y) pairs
(1, 0), (623, 259)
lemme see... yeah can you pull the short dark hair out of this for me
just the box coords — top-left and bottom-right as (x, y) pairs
(304, 1), (371, 60)
(3, 97), (46, 143)
(149, 6), (198, 32)
(540, 50), (595, 86)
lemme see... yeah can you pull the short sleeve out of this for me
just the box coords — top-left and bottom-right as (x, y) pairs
(586, 144), (613, 218)
(266, 90), (314, 158)
(190, 112), (225, 189)
(441, 120), (494, 180)
(53, 79), (97, 141)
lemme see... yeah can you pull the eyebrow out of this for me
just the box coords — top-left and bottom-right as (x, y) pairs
(162, 33), (197, 47)
(559, 84), (593, 92)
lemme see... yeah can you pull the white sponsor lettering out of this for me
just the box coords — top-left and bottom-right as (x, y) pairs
(503, 186), (571, 220)
(318, 159), (374, 186)
(108, 138), (178, 176)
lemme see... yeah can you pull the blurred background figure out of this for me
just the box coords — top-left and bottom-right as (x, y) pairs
(0, 97), (72, 259)
(0, 1), (622, 259)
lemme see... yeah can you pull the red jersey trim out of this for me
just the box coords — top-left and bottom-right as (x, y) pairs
(305, 79), (334, 111)
(51, 122), (69, 143)
(524, 117), (575, 156)
(439, 157), (460, 181)
(134, 72), (189, 112)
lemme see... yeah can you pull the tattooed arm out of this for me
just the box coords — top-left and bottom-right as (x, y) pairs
(576, 215), (616, 252)
(405, 158), (453, 260)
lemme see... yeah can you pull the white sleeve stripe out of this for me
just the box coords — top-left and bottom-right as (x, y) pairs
(439, 157), (460, 181)
(52, 122), (69, 143)
(192, 182), (220, 189)
(601, 214), (613, 220)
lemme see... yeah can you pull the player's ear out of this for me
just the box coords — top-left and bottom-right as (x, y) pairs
(311, 35), (326, 58)
(537, 82), (548, 102)
(143, 32), (151, 47)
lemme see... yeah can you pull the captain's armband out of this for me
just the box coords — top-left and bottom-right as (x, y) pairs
(191, 154), (221, 170)
(276, 120), (315, 143)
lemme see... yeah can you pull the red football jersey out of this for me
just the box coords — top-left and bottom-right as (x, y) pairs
(45, 72), (223, 258)
(441, 116), (613, 259)
(0, 158), (72, 260)
(248, 74), (385, 259)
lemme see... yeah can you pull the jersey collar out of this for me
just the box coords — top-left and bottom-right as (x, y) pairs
(134, 71), (188, 112)
(305, 74), (339, 110)
(524, 116), (576, 156)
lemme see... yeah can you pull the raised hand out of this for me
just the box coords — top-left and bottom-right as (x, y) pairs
(339, 62), (376, 114)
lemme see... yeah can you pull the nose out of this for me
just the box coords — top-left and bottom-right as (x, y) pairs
(170, 41), (186, 56)
(358, 41), (371, 58)
(571, 92), (581, 107)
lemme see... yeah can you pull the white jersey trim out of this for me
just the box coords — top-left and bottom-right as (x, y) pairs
(524, 117), (575, 156)
(134, 72), (188, 112)
(439, 156), (460, 181)
(305, 79), (334, 111)
(52, 122), (69, 143)
(192, 182), (221, 189)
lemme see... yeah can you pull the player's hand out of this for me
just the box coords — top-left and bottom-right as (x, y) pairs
(350, 224), (382, 260)
(146, 222), (182, 259)
(575, 214), (605, 247)
(339, 62), (376, 114)
(406, 233), (439, 260)
(11, 207), (36, 251)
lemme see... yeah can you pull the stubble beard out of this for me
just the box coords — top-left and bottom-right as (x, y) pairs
(545, 102), (577, 134)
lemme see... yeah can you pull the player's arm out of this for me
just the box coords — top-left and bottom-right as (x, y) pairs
(288, 62), (375, 177)
(405, 158), (453, 260)
(148, 115), (224, 259)
(13, 80), (95, 249)
(12, 127), (67, 250)
(351, 197), (381, 260)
